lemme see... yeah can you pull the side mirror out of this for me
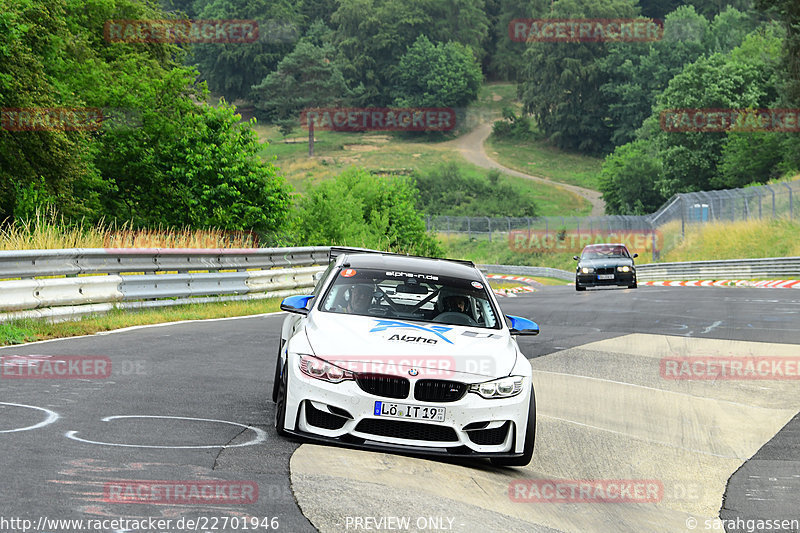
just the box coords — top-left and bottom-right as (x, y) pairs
(281, 295), (314, 315)
(506, 315), (539, 336)
(633, 253), (638, 258)
(573, 256), (579, 261)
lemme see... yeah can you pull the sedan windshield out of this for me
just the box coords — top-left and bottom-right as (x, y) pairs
(582, 245), (630, 259)
(319, 267), (500, 329)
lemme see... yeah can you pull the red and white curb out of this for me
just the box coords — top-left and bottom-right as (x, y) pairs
(488, 274), (540, 297)
(641, 280), (800, 289)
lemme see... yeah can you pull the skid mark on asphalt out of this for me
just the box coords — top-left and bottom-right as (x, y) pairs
(65, 415), (267, 449)
(288, 334), (800, 533)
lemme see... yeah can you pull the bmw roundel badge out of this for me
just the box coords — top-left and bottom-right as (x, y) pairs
(408, 368), (419, 376)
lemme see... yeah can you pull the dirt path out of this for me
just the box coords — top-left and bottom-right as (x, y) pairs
(449, 122), (606, 216)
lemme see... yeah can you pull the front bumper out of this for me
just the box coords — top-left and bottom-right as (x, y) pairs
(282, 355), (533, 458)
(576, 271), (636, 287)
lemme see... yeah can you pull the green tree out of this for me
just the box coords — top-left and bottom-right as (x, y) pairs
(291, 168), (441, 255)
(191, 0), (302, 102)
(252, 25), (352, 156)
(485, 0), (550, 80)
(517, 0), (640, 155)
(95, 67), (291, 232)
(598, 140), (664, 214)
(332, 0), (489, 106)
(392, 36), (483, 109)
(599, 5), (709, 148)
(647, 28), (783, 195)
(719, 131), (785, 187)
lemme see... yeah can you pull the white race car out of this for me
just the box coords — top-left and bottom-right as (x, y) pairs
(273, 248), (539, 466)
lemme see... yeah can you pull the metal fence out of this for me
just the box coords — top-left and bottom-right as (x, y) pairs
(649, 180), (800, 233)
(426, 180), (800, 239)
(426, 215), (656, 239)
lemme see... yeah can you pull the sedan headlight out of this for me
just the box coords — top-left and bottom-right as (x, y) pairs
(617, 266), (631, 272)
(469, 376), (525, 399)
(299, 354), (354, 383)
(580, 267), (594, 274)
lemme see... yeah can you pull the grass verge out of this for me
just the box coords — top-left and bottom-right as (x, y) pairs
(485, 134), (603, 191)
(0, 298), (282, 347)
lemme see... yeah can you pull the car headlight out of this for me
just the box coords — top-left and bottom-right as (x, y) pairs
(580, 267), (594, 274)
(617, 266), (631, 272)
(469, 376), (525, 399)
(299, 354), (354, 383)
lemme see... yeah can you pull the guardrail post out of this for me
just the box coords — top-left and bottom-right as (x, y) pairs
(486, 217), (491, 242)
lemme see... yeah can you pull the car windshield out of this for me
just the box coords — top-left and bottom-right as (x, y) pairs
(582, 245), (630, 259)
(319, 267), (500, 329)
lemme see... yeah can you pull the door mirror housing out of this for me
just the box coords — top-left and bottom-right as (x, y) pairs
(281, 295), (314, 315)
(506, 315), (540, 336)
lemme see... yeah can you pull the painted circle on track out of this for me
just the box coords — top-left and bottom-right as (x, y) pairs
(65, 415), (267, 449)
(0, 402), (60, 433)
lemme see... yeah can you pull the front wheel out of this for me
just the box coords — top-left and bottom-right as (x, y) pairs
(628, 282), (638, 289)
(274, 362), (289, 436)
(272, 340), (285, 402)
(491, 386), (535, 467)
(575, 283), (586, 292)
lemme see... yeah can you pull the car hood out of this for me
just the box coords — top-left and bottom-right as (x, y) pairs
(302, 312), (517, 380)
(578, 257), (635, 269)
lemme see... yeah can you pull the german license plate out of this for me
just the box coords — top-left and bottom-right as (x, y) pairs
(374, 401), (445, 422)
(598, 274), (615, 280)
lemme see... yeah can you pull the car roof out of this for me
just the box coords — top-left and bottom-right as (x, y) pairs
(337, 252), (482, 280)
(583, 243), (628, 249)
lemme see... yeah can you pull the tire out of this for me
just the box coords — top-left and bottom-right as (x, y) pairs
(628, 282), (638, 289)
(274, 361), (289, 437)
(575, 283), (586, 291)
(491, 386), (536, 467)
(272, 340), (285, 403)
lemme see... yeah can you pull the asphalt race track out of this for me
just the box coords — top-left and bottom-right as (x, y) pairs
(1, 285), (799, 533)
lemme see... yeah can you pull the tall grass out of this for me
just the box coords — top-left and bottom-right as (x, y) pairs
(1, 211), (259, 250)
(661, 217), (800, 263)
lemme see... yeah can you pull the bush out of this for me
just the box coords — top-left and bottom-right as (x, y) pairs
(415, 163), (537, 217)
(291, 168), (441, 256)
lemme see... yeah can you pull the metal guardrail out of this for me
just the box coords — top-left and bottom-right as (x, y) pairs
(0, 248), (330, 322)
(636, 257), (800, 281)
(481, 257), (800, 283)
(479, 264), (574, 281)
(2, 246), (797, 323)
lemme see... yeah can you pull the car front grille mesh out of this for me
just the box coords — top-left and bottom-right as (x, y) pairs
(414, 380), (467, 402)
(304, 402), (347, 430)
(466, 422), (511, 446)
(355, 373), (410, 399)
(355, 419), (458, 442)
